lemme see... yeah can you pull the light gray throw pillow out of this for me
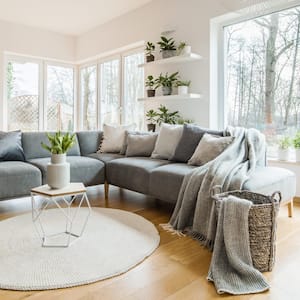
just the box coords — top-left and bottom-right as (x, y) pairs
(188, 133), (234, 166)
(125, 134), (158, 157)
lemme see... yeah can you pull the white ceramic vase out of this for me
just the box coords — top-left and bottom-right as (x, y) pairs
(178, 86), (189, 95)
(181, 45), (191, 55)
(47, 154), (70, 189)
(295, 149), (300, 162)
(278, 148), (289, 161)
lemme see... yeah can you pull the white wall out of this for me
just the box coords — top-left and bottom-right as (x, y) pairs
(0, 20), (76, 130)
(76, 0), (231, 128)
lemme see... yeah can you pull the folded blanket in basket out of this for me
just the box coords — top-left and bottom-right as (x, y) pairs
(207, 195), (269, 295)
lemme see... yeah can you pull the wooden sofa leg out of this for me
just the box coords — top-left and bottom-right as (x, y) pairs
(104, 181), (109, 203)
(288, 198), (294, 218)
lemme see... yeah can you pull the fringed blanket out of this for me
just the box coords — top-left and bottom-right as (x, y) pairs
(163, 126), (267, 294)
(207, 195), (269, 295)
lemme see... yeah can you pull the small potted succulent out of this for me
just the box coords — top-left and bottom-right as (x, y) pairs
(293, 131), (300, 162)
(277, 136), (291, 161)
(145, 41), (155, 62)
(145, 75), (157, 97)
(156, 72), (179, 96)
(157, 36), (177, 58)
(177, 41), (191, 55)
(146, 109), (158, 132)
(175, 80), (191, 95)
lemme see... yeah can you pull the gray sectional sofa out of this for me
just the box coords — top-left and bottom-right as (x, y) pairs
(0, 130), (296, 217)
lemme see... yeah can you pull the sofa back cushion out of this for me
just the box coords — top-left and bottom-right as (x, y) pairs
(76, 131), (103, 156)
(22, 132), (81, 160)
(126, 133), (158, 157)
(0, 131), (25, 161)
(171, 124), (224, 162)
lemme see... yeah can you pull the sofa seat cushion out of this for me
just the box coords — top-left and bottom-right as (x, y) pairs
(243, 167), (296, 203)
(106, 157), (172, 194)
(0, 161), (42, 200)
(28, 156), (105, 186)
(88, 153), (124, 163)
(149, 163), (196, 203)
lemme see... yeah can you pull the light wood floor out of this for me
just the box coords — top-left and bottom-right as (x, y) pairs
(0, 186), (299, 300)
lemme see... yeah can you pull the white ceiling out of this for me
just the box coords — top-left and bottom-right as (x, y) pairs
(0, 0), (153, 36)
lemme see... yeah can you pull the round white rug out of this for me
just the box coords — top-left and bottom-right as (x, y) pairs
(0, 207), (160, 290)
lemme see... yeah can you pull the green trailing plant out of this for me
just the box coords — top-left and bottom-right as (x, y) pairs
(156, 72), (179, 88)
(175, 80), (191, 87)
(157, 105), (181, 125)
(41, 131), (76, 154)
(145, 42), (155, 56)
(293, 131), (300, 149)
(146, 109), (158, 124)
(177, 118), (194, 125)
(157, 36), (176, 51)
(278, 136), (291, 150)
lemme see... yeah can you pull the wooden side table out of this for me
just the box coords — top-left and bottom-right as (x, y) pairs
(31, 183), (91, 247)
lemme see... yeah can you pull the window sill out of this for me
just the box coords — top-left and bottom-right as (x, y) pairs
(267, 158), (300, 165)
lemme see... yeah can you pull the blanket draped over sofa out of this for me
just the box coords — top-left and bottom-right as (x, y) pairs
(169, 126), (266, 248)
(165, 127), (268, 294)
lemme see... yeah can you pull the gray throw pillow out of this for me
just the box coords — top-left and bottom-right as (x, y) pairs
(171, 124), (224, 162)
(126, 134), (158, 157)
(188, 133), (234, 166)
(120, 130), (152, 155)
(0, 131), (25, 161)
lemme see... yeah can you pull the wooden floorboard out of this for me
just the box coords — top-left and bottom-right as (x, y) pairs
(0, 185), (299, 300)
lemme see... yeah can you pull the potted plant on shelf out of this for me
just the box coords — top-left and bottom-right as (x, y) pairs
(146, 109), (158, 132)
(156, 72), (179, 96)
(176, 80), (191, 95)
(177, 41), (191, 55)
(41, 131), (76, 189)
(145, 41), (155, 62)
(293, 131), (300, 162)
(277, 136), (291, 161)
(145, 75), (158, 97)
(157, 105), (181, 125)
(157, 36), (177, 58)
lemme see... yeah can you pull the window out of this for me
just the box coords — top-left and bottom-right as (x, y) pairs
(100, 59), (120, 126)
(224, 6), (300, 154)
(79, 49), (144, 130)
(80, 65), (97, 130)
(123, 52), (144, 129)
(46, 65), (74, 131)
(6, 60), (40, 131)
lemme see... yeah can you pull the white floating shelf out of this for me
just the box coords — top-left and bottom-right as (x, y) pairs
(138, 93), (202, 102)
(138, 53), (202, 67)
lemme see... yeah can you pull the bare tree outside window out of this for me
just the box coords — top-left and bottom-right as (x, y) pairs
(225, 6), (300, 155)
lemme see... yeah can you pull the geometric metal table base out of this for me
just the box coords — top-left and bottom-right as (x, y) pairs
(31, 183), (91, 248)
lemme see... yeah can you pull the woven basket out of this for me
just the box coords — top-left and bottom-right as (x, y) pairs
(212, 188), (281, 272)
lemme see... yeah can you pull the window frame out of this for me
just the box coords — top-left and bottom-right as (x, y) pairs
(211, 0), (300, 130)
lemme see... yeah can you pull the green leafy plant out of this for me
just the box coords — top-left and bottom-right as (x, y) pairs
(177, 41), (187, 53)
(278, 136), (291, 150)
(145, 42), (155, 56)
(145, 75), (158, 89)
(41, 131), (76, 154)
(156, 72), (179, 88)
(157, 105), (181, 125)
(177, 118), (194, 125)
(157, 36), (176, 51)
(175, 80), (191, 87)
(293, 131), (300, 149)
(146, 109), (158, 123)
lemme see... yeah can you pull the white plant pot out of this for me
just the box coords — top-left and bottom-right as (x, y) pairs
(295, 149), (300, 162)
(181, 45), (191, 55)
(278, 148), (290, 161)
(178, 86), (189, 95)
(47, 154), (70, 189)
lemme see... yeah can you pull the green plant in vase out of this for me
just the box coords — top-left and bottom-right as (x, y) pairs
(157, 36), (177, 58)
(277, 136), (291, 161)
(145, 42), (155, 62)
(175, 80), (191, 95)
(146, 109), (158, 132)
(157, 105), (181, 125)
(293, 131), (300, 162)
(156, 72), (179, 96)
(145, 75), (158, 97)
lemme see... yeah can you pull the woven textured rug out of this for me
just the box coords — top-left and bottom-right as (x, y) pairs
(0, 207), (160, 290)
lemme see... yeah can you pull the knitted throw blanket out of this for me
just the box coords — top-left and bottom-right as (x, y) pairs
(168, 127), (266, 249)
(207, 195), (269, 295)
